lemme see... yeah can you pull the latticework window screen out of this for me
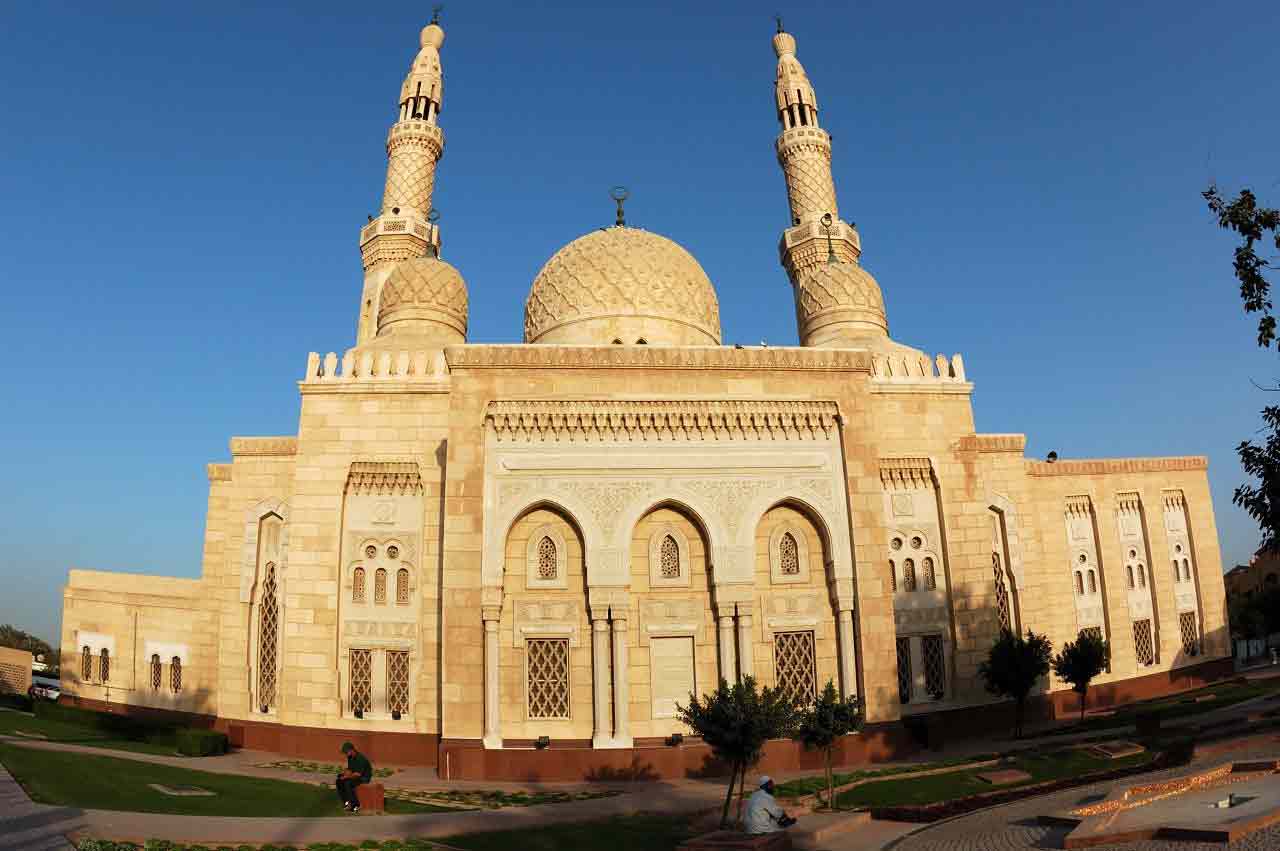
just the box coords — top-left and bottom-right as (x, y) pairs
(922, 635), (946, 699)
(889, 560), (896, 592)
(258, 563), (279, 709)
(349, 649), (372, 713)
(773, 631), (817, 706)
(353, 567), (366, 603)
(170, 657), (182, 693)
(99, 649), (110, 682)
(1179, 611), (1200, 656)
(151, 654), (162, 691)
(779, 532), (800, 575)
(1081, 626), (1110, 672)
(993, 556), (1011, 633)
(526, 639), (570, 719)
(396, 568), (410, 604)
(660, 535), (681, 578)
(374, 569), (388, 604)
(81, 647), (92, 682)
(895, 637), (912, 703)
(903, 559), (917, 591)
(1133, 619), (1155, 666)
(923, 557), (936, 590)
(387, 650), (410, 715)
(537, 536), (557, 579)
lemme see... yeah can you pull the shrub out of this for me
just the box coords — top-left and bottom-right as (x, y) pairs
(0, 692), (33, 712)
(175, 728), (228, 757)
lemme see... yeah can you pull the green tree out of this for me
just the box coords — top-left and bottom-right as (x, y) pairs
(1204, 186), (1280, 551)
(0, 624), (53, 662)
(977, 629), (1052, 739)
(677, 676), (799, 828)
(1051, 630), (1110, 722)
(793, 680), (860, 811)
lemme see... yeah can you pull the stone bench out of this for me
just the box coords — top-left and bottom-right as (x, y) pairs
(356, 782), (385, 813)
(678, 830), (791, 850)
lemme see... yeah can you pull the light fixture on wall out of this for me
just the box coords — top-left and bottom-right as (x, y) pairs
(392, 710), (401, 721)
(666, 733), (684, 747)
(354, 708), (364, 720)
(535, 736), (551, 750)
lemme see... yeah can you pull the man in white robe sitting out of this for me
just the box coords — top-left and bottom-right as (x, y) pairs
(744, 775), (797, 834)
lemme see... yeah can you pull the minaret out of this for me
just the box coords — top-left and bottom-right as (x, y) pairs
(773, 23), (888, 345)
(354, 15), (449, 344)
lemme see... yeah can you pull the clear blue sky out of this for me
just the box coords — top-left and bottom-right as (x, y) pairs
(2, 1), (1277, 645)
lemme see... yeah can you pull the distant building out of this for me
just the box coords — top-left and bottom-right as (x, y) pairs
(0, 647), (33, 697)
(1225, 553), (1280, 599)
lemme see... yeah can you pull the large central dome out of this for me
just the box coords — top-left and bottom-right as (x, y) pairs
(524, 226), (722, 345)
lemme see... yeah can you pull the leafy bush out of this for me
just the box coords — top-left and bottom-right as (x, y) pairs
(35, 701), (156, 740)
(175, 728), (228, 757)
(978, 629), (1053, 738)
(0, 692), (33, 712)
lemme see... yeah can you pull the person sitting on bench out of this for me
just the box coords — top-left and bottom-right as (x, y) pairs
(744, 775), (797, 834)
(336, 741), (373, 813)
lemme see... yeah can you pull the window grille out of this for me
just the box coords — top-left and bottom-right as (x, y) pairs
(889, 560), (896, 592)
(922, 634), (945, 699)
(1126, 565), (1134, 589)
(100, 649), (110, 682)
(349, 648), (372, 714)
(1182, 559), (1190, 581)
(387, 650), (410, 715)
(151, 654), (161, 691)
(903, 559), (917, 591)
(170, 656), (182, 693)
(1133, 619), (1154, 666)
(396, 568), (409, 604)
(923, 557), (936, 590)
(1179, 611), (1199, 656)
(1137, 564), (1146, 587)
(537, 536), (557, 580)
(526, 638), (570, 719)
(660, 534), (681, 578)
(353, 567), (366, 603)
(779, 532), (800, 575)
(1171, 560), (1179, 583)
(82, 646), (92, 681)
(374, 568), (388, 604)
(895, 637), (912, 703)
(257, 562), (279, 709)
(773, 631), (817, 706)
(1088, 571), (1097, 593)
(993, 558), (1011, 633)
(1082, 626), (1110, 673)
(1075, 571), (1084, 595)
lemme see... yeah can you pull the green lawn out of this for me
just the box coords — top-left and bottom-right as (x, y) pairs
(0, 743), (451, 817)
(1048, 678), (1280, 736)
(773, 752), (999, 800)
(835, 746), (1153, 808)
(0, 708), (182, 757)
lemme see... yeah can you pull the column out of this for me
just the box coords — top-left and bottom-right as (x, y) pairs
(591, 618), (612, 748)
(837, 608), (857, 700)
(611, 617), (632, 747)
(482, 616), (502, 749)
(736, 612), (754, 679)
(718, 615), (738, 684)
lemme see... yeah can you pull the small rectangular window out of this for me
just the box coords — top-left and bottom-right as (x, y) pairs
(773, 631), (817, 706)
(922, 635), (946, 699)
(526, 639), (570, 719)
(350, 649), (372, 714)
(895, 636), (912, 704)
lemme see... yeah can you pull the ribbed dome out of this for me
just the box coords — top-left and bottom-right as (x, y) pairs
(376, 256), (468, 344)
(793, 260), (888, 346)
(524, 226), (721, 346)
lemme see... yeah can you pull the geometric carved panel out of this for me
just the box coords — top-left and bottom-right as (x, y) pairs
(773, 631), (816, 706)
(526, 638), (570, 719)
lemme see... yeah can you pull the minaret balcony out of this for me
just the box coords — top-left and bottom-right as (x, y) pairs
(359, 213), (440, 271)
(775, 125), (831, 156)
(386, 120), (444, 154)
(779, 219), (861, 272)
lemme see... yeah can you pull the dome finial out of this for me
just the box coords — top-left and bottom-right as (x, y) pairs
(775, 14), (784, 33)
(610, 185), (630, 227)
(431, 4), (443, 25)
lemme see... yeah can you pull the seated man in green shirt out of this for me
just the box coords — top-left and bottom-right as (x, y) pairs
(336, 741), (373, 812)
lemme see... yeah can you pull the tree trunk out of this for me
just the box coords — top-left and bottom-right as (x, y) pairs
(720, 760), (738, 828)
(826, 748), (835, 811)
(736, 763), (748, 826)
(1080, 686), (1087, 723)
(1015, 697), (1024, 739)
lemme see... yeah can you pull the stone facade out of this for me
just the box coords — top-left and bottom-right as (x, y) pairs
(60, 18), (1230, 778)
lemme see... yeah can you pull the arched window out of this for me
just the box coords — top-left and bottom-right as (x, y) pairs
(779, 532), (800, 576)
(150, 654), (161, 691)
(99, 649), (110, 682)
(1088, 570), (1097, 593)
(81, 646), (92, 681)
(923, 557), (936, 590)
(396, 568), (410, 604)
(257, 562), (279, 711)
(374, 568), (388, 604)
(170, 656), (182, 694)
(353, 567), (366, 603)
(1137, 564), (1146, 587)
(1171, 560), (1179, 582)
(660, 534), (681, 578)
(903, 558), (917, 591)
(889, 560), (896, 592)
(1126, 565), (1135, 589)
(537, 536), (557, 579)
(1075, 571), (1084, 595)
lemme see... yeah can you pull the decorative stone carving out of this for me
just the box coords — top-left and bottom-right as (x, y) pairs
(639, 597), (705, 646)
(763, 592), (821, 629)
(447, 343), (871, 373)
(513, 599), (582, 647)
(768, 523), (811, 585)
(525, 524), (568, 590)
(346, 462), (423, 495)
(648, 523), (692, 588)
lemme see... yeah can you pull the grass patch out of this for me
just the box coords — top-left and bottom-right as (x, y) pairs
(772, 752), (1000, 799)
(388, 787), (620, 809)
(255, 759), (398, 779)
(0, 743), (450, 817)
(1047, 678), (1280, 736)
(835, 747), (1153, 808)
(0, 710), (181, 756)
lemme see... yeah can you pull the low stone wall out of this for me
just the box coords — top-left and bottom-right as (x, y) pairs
(0, 647), (32, 696)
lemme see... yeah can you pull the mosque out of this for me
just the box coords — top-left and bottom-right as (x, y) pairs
(60, 17), (1230, 779)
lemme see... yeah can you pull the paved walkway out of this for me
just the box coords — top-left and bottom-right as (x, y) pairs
(0, 764), (79, 851)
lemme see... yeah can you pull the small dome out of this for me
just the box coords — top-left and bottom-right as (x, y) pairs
(524, 226), (721, 346)
(377, 256), (468, 345)
(793, 260), (888, 346)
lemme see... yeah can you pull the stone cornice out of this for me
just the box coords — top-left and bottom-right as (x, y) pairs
(957, 434), (1026, 454)
(879, 457), (934, 491)
(447, 344), (872, 373)
(1028, 456), (1208, 477)
(486, 399), (840, 443)
(207, 463), (232, 482)
(346, 461), (423, 496)
(1065, 495), (1095, 517)
(230, 437), (298, 457)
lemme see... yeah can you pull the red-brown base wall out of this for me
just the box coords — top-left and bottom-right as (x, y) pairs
(1046, 656), (1235, 719)
(216, 717), (440, 769)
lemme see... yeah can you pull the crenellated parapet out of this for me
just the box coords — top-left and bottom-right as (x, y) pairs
(869, 351), (968, 389)
(302, 349), (450, 388)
